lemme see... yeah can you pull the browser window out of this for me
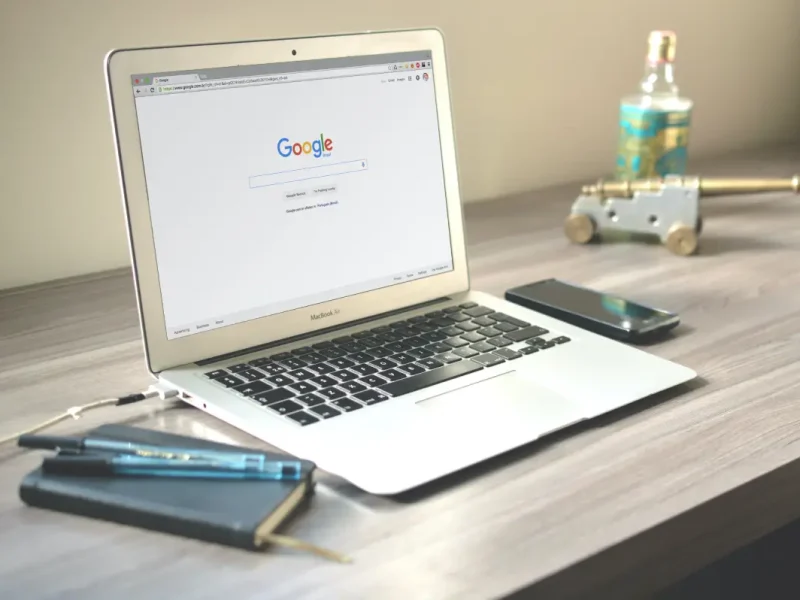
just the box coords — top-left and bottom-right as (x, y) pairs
(131, 52), (453, 340)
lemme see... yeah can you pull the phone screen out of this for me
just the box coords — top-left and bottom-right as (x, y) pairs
(517, 279), (674, 327)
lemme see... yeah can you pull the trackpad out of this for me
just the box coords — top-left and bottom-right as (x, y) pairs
(416, 371), (585, 436)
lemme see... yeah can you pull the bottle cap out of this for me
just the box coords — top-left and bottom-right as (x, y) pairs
(647, 30), (677, 63)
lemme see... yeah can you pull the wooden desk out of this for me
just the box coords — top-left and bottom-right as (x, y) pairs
(2, 146), (800, 599)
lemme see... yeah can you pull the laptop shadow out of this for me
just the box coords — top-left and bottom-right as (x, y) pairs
(323, 376), (709, 506)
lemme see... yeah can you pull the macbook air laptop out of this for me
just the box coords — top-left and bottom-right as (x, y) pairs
(105, 29), (696, 494)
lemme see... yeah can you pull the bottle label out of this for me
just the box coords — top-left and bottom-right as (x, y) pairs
(615, 104), (691, 180)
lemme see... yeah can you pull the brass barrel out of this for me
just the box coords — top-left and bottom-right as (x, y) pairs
(582, 175), (800, 198)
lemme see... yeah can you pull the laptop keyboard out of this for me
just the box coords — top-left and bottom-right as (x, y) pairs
(203, 303), (571, 427)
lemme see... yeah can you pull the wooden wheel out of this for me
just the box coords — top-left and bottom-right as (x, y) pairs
(564, 213), (596, 244)
(665, 222), (698, 256)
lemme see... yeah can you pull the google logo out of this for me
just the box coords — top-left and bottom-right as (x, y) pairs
(277, 135), (333, 158)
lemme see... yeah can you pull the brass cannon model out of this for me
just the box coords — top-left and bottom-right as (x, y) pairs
(564, 175), (800, 256)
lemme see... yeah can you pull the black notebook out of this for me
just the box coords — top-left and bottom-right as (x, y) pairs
(19, 424), (316, 552)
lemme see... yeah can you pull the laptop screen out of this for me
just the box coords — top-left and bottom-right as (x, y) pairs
(130, 51), (454, 340)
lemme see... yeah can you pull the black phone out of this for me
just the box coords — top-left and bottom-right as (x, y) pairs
(504, 278), (680, 343)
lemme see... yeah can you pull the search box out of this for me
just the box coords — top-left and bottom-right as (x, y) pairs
(249, 159), (368, 189)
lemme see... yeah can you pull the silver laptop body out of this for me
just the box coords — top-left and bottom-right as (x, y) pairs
(105, 29), (696, 494)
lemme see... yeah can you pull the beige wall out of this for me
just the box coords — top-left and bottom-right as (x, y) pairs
(1, 0), (799, 291)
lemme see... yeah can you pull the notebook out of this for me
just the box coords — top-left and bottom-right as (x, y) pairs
(18, 424), (332, 556)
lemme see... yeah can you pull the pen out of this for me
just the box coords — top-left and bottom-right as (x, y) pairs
(18, 434), (283, 469)
(41, 454), (304, 480)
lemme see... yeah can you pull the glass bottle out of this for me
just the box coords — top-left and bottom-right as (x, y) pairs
(615, 30), (693, 180)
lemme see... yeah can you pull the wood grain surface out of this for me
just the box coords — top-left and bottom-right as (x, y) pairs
(2, 145), (800, 600)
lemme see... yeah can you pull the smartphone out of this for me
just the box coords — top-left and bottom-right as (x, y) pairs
(504, 278), (680, 343)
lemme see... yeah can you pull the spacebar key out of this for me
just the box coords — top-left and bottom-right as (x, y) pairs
(379, 361), (483, 397)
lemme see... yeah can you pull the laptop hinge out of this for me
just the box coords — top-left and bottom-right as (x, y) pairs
(195, 296), (453, 366)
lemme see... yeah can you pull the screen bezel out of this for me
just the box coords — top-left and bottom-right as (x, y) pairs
(105, 29), (469, 373)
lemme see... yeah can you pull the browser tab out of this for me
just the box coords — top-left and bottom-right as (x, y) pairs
(152, 74), (201, 84)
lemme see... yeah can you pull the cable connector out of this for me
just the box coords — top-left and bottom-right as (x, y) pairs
(116, 383), (179, 406)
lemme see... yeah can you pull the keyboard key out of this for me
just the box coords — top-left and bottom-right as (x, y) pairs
(428, 318), (453, 329)
(361, 374), (388, 387)
(488, 336), (513, 348)
(267, 374), (294, 387)
(519, 346), (540, 355)
(392, 327), (417, 338)
(504, 326), (549, 342)
(258, 363), (287, 375)
(408, 316), (428, 324)
(404, 336), (428, 348)
(446, 312), (471, 323)
(437, 352), (462, 364)
(385, 341), (412, 353)
(288, 368), (315, 380)
(477, 327), (503, 338)
(310, 375), (338, 388)
(539, 341), (556, 349)
(472, 354), (505, 367)
(370, 325), (392, 334)
(296, 393), (326, 407)
(340, 342), (366, 354)
(253, 387), (295, 404)
(426, 343), (452, 354)
(351, 363), (378, 376)
(348, 351), (373, 363)
(277, 357), (307, 371)
(398, 362), (426, 375)
(217, 374), (246, 387)
(453, 346), (479, 358)
(320, 347), (347, 359)
(319, 387), (347, 400)
(419, 358), (444, 370)
(389, 320), (409, 328)
(463, 306), (494, 318)
(380, 360), (483, 397)
(329, 357), (356, 370)
(309, 404), (342, 419)
(442, 306), (461, 314)
(553, 336), (571, 344)
(353, 389), (390, 405)
(286, 411), (319, 426)
(352, 331), (374, 339)
(381, 368), (407, 382)
(288, 381), (318, 395)
(407, 347), (435, 359)
(444, 337), (469, 348)
(459, 302), (478, 309)
(422, 331), (448, 343)
(331, 369), (359, 382)
(232, 380), (273, 396)
(359, 337), (383, 348)
(270, 352), (293, 361)
(228, 363), (250, 373)
(332, 335), (354, 344)
(456, 321), (481, 332)
(470, 341), (496, 353)
(366, 346), (394, 359)
(414, 323), (437, 333)
(424, 310), (444, 318)
(204, 369), (228, 379)
(291, 346), (314, 355)
(307, 362), (336, 375)
(391, 353), (416, 364)
(526, 337), (548, 346)
(339, 380), (368, 394)
(441, 326), (463, 337)
(494, 348), (522, 360)
(248, 357), (271, 367)
(489, 313), (530, 328)
(267, 400), (304, 415)
(312, 341), (335, 350)
(472, 316), (496, 327)
(331, 398), (363, 412)
(493, 321), (519, 333)
(460, 331), (485, 343)
(236, 368), (264, 382)
(302, 352), (327, 364)
(383, 332), (406, 344)
(372, 357), (398, 370)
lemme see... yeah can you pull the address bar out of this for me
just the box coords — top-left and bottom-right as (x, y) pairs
(156, 65), (393, 94)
